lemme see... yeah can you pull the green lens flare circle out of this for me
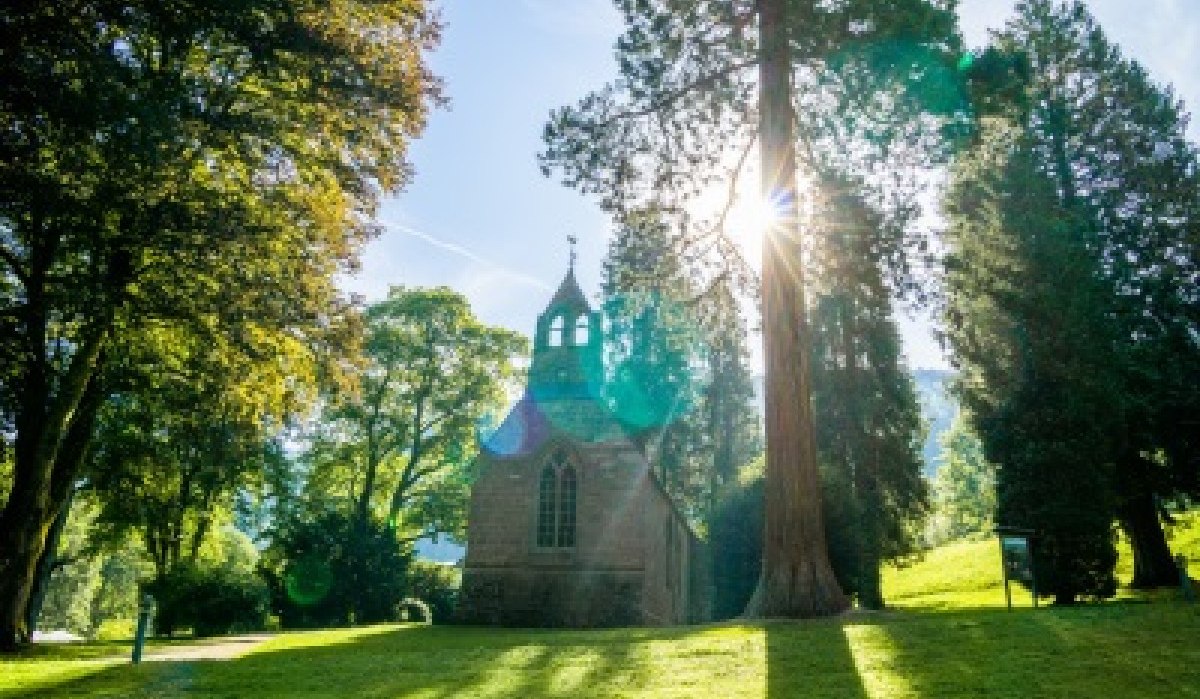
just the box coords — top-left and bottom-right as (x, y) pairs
(284, 555), (333, 607)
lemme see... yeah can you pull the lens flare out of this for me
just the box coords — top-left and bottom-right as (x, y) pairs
(284, 555), (333, 607)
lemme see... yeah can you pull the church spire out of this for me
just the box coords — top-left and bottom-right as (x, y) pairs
(528, 244), (602, 398)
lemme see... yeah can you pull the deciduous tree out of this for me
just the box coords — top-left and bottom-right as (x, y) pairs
(304, 287), (526, 542)
(0, 0), (442, 648)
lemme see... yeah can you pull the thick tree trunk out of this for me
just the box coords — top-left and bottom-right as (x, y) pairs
(0, 493), (57, 650)
(744, 0), (848, 619)
(1121, 490), (1177, 589)
(24, 489), (75, 636)
(0, 332), (107, 651)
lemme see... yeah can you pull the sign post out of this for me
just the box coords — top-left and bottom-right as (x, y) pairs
(132, 594), (155, 664)
(1178, 554), (1194, 602)
(995, 527), (1037, 610)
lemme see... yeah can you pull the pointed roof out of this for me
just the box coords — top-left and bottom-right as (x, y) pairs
(546, 268), (590, 313)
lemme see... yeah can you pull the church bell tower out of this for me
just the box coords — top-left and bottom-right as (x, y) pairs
(528, 266), (603, 400)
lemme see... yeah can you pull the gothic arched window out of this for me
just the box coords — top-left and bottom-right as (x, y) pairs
(549, 315), (565, 347)
(536, 450), (577, 548)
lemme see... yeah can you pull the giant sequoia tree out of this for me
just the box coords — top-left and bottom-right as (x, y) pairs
(543, 0), (961, 616)
(0, 0), (441, 648)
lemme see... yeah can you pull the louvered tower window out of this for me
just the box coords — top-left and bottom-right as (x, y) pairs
(573, 316), (589, 346)
(549, 315), (565, 347)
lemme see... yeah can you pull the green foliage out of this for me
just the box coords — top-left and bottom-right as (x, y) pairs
(33, 494), (147, 639)
(542, 0), (963, 293)
(927, 413), (996, 545)
(545, 0), (962, 618)
(88, 338), (294, 579)
(945, 118), (1119, 602)
(602, 208), (762, 530)
(807, 177), (929, 608)
(943, 0), (1200, 601)
(303, 287), (526, 540)
(708, 459), (764, 619)
(602, 210), (710, 519)
(0, 0), (443, 647)
(913, 369), (957, 477)
(402, 562), (460, 624)
(146, 562), (269, 638)
(264, 511), (409, 629)
(710, 448), (927, 614)
(0, 450), (10, 504)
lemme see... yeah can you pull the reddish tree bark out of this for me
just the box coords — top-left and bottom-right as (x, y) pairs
(743, 0), (848, 618)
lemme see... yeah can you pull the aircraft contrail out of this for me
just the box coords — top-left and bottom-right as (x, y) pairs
(391, 223), (552, 291)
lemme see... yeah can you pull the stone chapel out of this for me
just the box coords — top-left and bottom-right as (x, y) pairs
(457, 264), (707, 627)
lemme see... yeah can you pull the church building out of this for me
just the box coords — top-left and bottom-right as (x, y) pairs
(457, 264), (706, 627)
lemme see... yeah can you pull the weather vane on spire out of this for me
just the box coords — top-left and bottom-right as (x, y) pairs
(567, 234), (578, 271)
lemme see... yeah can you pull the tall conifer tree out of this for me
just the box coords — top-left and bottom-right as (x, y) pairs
(946, 0), (1200, 594)
(544, 0), (962, 618)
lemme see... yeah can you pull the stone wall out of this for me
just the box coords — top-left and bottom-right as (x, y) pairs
(639, 480), (694, 625)
(459, 568), (644, 627)
(461, 420), (708, 627)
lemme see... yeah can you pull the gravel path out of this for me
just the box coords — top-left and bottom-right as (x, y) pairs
(142, 634), (276, 662)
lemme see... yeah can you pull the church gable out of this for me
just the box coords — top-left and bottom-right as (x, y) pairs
(459, 259), (703, 628)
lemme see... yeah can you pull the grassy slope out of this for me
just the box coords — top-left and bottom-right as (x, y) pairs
(3, 512), (1197, 699)
(884, 509), (1200, 609)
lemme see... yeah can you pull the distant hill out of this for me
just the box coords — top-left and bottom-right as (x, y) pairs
(751, 369), (957, 477)
(913, 368), (957, 477)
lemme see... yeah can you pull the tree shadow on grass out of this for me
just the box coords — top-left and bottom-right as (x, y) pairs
(764, 619), (869, 699)
(12, 624), (725, 699)
(25, 605), (1193, 699)
(799, 602), (1200, 699)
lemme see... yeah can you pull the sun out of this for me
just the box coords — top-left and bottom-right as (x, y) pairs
(691, 186), (781, 270)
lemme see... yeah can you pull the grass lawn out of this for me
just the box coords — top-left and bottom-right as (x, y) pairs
(4, 511), (1197, 698)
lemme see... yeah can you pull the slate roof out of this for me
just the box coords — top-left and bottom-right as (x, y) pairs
(481, 391), (631, 459)
(547, 268), (590, 313)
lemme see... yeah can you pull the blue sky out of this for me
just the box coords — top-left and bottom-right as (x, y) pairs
(343, 0), (1200, 372)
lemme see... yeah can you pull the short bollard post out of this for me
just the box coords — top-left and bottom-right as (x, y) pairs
(1178, 555), (1195, 602)
(132, 594), (154, 664)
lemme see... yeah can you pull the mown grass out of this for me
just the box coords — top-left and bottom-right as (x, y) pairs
(3, 512), (1197, 698)
(5, 606), (1199, 698)
(884, 509), (1200, 609)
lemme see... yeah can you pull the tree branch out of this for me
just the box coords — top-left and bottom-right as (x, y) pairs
(600, 59), (758, 127)
(0, 246), (30, 288)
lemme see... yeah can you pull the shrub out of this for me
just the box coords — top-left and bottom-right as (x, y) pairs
(146, 563), (269, 637)
(265, 511), (410, 629)
(404, 561), (460, 623)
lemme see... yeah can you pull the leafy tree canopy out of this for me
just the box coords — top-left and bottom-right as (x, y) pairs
(0, 0), (443, 649)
